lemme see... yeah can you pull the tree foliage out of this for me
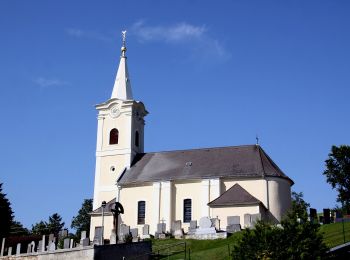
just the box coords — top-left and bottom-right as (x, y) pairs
(31, 213), (65, 236)
(323, 145), (350, 213)
(0, 183), (14, 238)
(10, 221), (30, 236)
(232, 192), (328, 259)
(71, 199), (93, 239)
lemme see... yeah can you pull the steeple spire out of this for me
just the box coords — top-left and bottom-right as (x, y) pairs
(111, 30), (133, 100)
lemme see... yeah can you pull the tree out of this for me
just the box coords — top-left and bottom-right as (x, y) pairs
(31, 221), (49, 235)
(31, 213), (65, 236)
(232, 192), (328, 259)
(10, 221), (30, 236)
(0, 183), (14, 238)
(323, 145), (350, 213)
(71, 199), (93, 239)
(47, 213), (65, 236)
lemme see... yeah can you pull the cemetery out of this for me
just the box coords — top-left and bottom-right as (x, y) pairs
(1, 206), (348, 259)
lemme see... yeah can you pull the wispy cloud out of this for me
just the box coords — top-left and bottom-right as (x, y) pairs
(130, 21), (231, 63)
(34, 77), (69, 88)
(131, 21), (206, 42)
(65, 28), (112, 42)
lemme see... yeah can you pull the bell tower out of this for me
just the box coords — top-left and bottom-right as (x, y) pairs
(92, 32), (148, 209)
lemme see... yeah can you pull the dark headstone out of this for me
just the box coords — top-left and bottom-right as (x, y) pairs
(323, 208), (330, 224)
(319, 215), (324, 224)
(226, 224), (241, 233)
(309, 208), (317, 223)
(190, 220), (197, 230)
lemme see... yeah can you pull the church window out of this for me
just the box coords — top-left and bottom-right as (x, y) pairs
(183, 199), (192, 223)
(135, 131), (139, 147)
(109, 128), (119, 144)
(137, 201), (146, 224)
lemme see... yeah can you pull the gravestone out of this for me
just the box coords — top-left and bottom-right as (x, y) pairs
(323, 208), (330, 224)
(172, 220), (182, 234)
(319, 215), (324, 224)
(195, 217), (216, 235)
(16, 243), (21, 256)
(48, 242), (55, 252)
(199, 217), (212, 228)
(27, 244), (31, 253)
(227, 216), (240, 225)
(244, 214), (252, 227)
(8, 247), (12, 256)
(142, 224), (150, 239)
(81, 238), (90, 247)
(63, 238), (70, 249)
(70, 239), (74, 248)
(48, 234), (55, 243)
(157, 223), (166, 234)
(93, 227), (103, 245)
(309, 208), (317, 223)
(0, 238), (5, 257)
(37, 241), (43, 252)
(42, 235), (46, 252)
(251, 213), (261, 225)
(211, 218), (220, 230)
(119, 224), (130, 242)
(227, 215), (241, 233)
(190, 220), (197, 230)
(110, 229), (117, 244)
(131, 228), (138, 242)
(226, 224), (241, 233)
(81, 231), (87, 240)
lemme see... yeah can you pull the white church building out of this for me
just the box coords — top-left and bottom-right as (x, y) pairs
(90, 36), (294, 240)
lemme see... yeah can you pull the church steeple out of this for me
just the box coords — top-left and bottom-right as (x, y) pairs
(111, 31), (133, 100)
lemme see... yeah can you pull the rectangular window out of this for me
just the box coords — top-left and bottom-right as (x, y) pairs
(138, 201), (146, 224)
(183, 199), (192, 223)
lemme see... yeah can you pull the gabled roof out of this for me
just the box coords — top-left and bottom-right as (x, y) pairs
(118, 145), (293, 186)
(208, 183), (261, 207)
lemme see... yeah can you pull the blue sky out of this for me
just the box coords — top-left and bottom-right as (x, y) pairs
(1, 0), (349, 230)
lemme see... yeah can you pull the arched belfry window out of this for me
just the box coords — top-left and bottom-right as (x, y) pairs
(135, 131), (139, 147)
(183, 199), (192, 223)
(109, 128), (119, 145)
(137, 201), (146, 224)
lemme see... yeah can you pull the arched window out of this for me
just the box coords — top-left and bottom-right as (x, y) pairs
(135, 131), (139, 147)
(137, 201), (146, 224)
(183, 199), (192, 223)
(109, 128), (119, 145)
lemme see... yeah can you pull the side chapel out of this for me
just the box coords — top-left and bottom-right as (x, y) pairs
(90, 35), (294, 239)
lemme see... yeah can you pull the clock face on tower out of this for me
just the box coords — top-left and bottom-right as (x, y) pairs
(110, 105), (121, 118)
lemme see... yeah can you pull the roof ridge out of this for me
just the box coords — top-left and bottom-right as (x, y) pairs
(144, 144), (258, 155)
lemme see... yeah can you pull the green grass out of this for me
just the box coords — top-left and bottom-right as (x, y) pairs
(320, 220), (350, 248)
(151, 233), (242, 259)
(148, 222), (350, 259)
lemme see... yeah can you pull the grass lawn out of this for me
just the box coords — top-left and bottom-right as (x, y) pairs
(151, 233), (242, 259)
(148, 221), (350, 259)
(320, 220), (350, 248)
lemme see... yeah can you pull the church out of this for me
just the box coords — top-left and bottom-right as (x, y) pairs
(89, 35), (294, 240)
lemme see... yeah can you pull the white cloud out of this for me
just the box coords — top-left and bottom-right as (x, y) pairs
(65, 28), (112, 42)
(130, 21), (231, 62)
(131, 21), (206, 42)
(34, 77), (69, 88)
